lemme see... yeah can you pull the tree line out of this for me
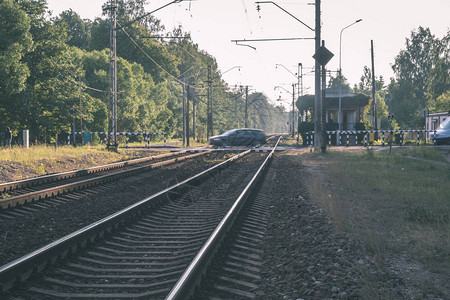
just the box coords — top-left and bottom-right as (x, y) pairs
(0, 0), (288, 144)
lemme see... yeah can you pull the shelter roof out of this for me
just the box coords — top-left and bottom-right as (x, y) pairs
(297, 88), (370, 111)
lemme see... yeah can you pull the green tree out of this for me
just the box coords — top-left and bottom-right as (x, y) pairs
(0, 0), (33, 128)
(56, 9), (91, 49)
(327, 71), (350, 90)
(89, 1), (180, 83)
(428, 91), (450, 112)
(426, 30), (450, 108)
(12, 0), (82, 140)
(357, 66), (384, 93)
(386, 27), (448, 128)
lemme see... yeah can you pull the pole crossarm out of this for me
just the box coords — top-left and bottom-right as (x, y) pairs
(256, 1), (315, 32)
(232, 37), (314, 43)
(135, 35), (189, 39)
(275, 85), (296, 95)
(235, 41), (256, 50)
(276, 64), (297, 78)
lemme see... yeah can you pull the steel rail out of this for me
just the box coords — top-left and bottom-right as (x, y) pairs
(0, 149), (251, 293)
(0, 150), (212, 209)
(166, 137), (282, 300)
(0, 150), (193, 193)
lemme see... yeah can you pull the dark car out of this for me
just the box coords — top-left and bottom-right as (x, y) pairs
(209, 128), (266, 147)
(434, 118), (450, 145)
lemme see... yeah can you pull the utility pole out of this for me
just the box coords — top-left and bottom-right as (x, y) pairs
(186, 84), (190, 147)
(321, 40), (327, 152)
(235, 91), (238, 128)
(371, 40), (377, 132)
(292, 84), (295, 138)
(71, 108), (76, 146)
(207, 65), (212, 138)
(106, 0), (118, 151)
(79, 74), (82, 132)
(298, 63), (303, 122)
(245, 86), (249, 128)
(182, 80), (186, 145)
(314, 0), (322, 152)
(192, 88), (196, 140)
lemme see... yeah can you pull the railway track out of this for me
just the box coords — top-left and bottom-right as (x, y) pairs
(0, 150), (211, 211)
(1, 138), (281, 299)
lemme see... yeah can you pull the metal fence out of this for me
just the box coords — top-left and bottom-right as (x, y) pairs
(304, 130), (438, 147)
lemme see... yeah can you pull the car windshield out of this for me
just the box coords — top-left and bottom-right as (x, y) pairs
(223, 129), (237, 136)
(438, 118), (450, 130)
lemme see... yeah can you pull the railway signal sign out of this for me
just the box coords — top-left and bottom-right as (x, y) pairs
(313, 45), (334, 66)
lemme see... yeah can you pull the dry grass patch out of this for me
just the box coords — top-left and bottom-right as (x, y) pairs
(0, 145), (146, 183)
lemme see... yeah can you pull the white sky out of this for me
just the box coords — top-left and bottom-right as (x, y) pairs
(46, 0), (449, 105)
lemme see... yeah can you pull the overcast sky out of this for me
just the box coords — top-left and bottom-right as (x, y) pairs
(46, 0), (449, 105)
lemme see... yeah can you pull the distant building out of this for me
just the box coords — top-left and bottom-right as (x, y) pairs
(425, 111), (450, 141)
(297, 87), (371, 130)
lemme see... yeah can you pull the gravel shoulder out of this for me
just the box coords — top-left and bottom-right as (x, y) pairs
(259, 151), (377, 299)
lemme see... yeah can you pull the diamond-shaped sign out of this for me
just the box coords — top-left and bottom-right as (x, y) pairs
(313, 46), (334, 66)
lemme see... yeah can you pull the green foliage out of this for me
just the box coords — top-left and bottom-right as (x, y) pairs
(386, 27), (449, 128)
(428, 91), (450, 112)
(56, 9), (91, 49)
(0, 0), (292, 143)
(363, 95), (389, 129)
(0, 0), (33, 124)
(327, 72), (350, 90)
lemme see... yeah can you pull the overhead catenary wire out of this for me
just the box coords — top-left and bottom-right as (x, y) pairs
(118, 21), (209, 93)
(119, 21), (186, 85)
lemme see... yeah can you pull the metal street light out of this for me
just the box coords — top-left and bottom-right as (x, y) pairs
(276, 63), (303, 110)
(220, 66), (242, 76)
(338, 19), (362, 139)
(275, 85), (296, 137)
(256, 0), (321, 150)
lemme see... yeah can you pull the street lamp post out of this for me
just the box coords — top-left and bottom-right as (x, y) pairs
(276, 63), (301, 136)
(338, 19), (362, 143)
(275, 85), (296, 137)
(256, 0), (315, 142)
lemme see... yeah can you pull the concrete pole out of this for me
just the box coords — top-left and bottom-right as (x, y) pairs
(192, 89), (196, 140)
(186, 84), (190, 147)
(321, 40), (327, 152)
(371, 40), (377, 131)
(292, 84), (295, 138)
(245, 86), (249, 128)
(313, 0), (322, 151)
(182, 80), (186, 145)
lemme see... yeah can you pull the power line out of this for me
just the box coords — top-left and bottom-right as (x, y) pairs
(119, 21), (185, 86)
(119, 21), (208, 93)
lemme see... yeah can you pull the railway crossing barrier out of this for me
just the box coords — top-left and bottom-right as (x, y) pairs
(304, 130), (437, 147)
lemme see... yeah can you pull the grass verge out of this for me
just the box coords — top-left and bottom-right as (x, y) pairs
(300, 147), (449, 298)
